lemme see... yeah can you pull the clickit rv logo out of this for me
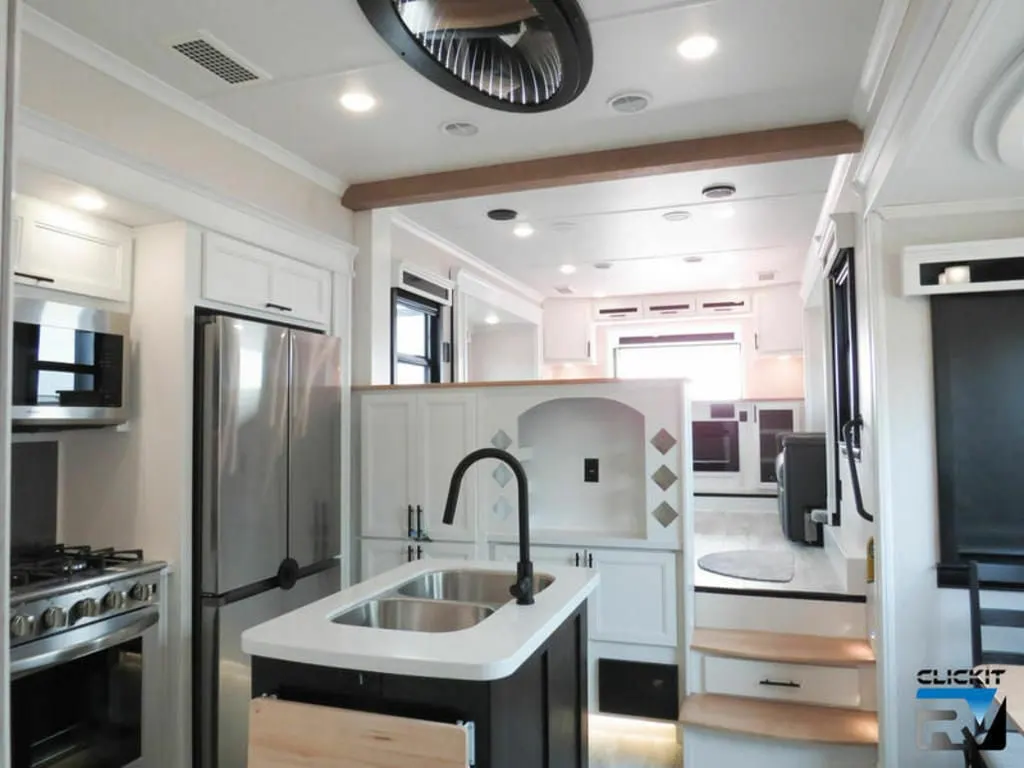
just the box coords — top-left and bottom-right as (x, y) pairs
(916, 667), (1008, 752)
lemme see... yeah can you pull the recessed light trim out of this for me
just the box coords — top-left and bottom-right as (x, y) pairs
(677, 34), (718, 61)
(488, 208), (518, 221)
(513, 222), (535, 238)
(608, 91), (651, 114)
(72, 193), (107, 212)
(559, 264), (577, 275)
(682, 255), (704, 264)
(441, 121), (479, 138)
(663, 210), (691, 222)
(340, 91), (377, 113)
(593, 262), (613, 270)
(702, 183), (736, 199)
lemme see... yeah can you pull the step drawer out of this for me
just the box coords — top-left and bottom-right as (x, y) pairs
(249, 697), (472, 767)
(703, 656), (862, 708)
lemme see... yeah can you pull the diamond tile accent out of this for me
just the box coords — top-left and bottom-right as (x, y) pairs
(493, 464), (513, 488)
(491, 429), (513, 451)
(650, 428), (677, 455)
(652, 502), (679, 528)
(493, 496), (514, 521)
(651, 465), (678, 491)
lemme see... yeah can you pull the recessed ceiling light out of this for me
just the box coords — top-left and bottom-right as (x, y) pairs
(441, 121), (479, 138)
(713, 204), (736, 220)
(702, 183), (736, 199)
(608, 91), (651, 114)
(677, 34), (719, 61)
(513, 222), (535, 238)
(72, 193), (106, 212)
(663, 210), (691, 222)
(559, 264), (577, 275)
(484, 313), (500, 325)
(594, 262), (613, 270)
(682, 255), (704, 264)
(339, 91), (377, 113)
(488, 208), (518, 221)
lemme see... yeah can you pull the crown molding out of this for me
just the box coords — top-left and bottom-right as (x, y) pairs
(18, 108), (357, 270)
(877, 194), (1024, 220)
(852, 0), (913, 122)
(972, 46), (1024, 169)
(390, 212), (545, 304)
(21, 5), (346, 196)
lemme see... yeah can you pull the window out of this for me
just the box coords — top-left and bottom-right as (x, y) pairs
(614, 332), (742, 400)
(392, 289), (441, 384)
(828, 248), (860, 451)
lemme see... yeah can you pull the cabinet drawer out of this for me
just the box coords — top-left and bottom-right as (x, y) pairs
(703, 656), (862, 708)
(249, 697), (471, 768)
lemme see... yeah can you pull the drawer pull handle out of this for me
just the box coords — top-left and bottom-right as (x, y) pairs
(265, 302), (293, 312)
(759, 678), (801, 689)
(15, 271), (55, 284)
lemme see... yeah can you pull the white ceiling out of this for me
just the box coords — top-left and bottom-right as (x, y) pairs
(15, 164), (173, 227)
(25, 0), (881, 184)
(399, 156), (834, 297)
(463, 294), (536, 330)
(880, 1), (1024, 205)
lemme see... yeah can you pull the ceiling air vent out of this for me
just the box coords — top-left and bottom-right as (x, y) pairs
(171, 34), (267, 85)
(358, 0), (594, 113)
(757, 270), (777, 282)
(555, 285), (575, 295)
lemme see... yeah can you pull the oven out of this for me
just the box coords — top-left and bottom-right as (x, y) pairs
(692, 420), (740, 473)
(12, 297), (130, 428)
(10, 604), (159, 768)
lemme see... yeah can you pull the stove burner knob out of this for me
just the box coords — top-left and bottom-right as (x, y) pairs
(41, 607), (68, 629)
(71, 598), (100, 622)
(103, 591), (128, 611)
(10, 614), (36, 638)
(130, 583), (156, 603)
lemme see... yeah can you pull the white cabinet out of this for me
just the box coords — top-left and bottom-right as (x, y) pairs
(543, 300), (595, 363)
(359, 391), (479, 542)
(588, 548), (677, 646)
(755, 285), (804, 354)
(702, 657), (862, 708)
(13, 197), (132, 302)
(491, 543), (677, 647)
(202, 232), (331, 326)
(360, 539), (476, 580)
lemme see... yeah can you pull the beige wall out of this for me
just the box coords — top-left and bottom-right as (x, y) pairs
(19, 35), (353, 242)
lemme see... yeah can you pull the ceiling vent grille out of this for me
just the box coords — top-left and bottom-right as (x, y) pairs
(757, 270), (777, 282)
(555, 285), (575, 295)
(171, 35), (266, 85)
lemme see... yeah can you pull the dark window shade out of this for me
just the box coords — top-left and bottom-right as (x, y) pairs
(828, 248), (860, 450)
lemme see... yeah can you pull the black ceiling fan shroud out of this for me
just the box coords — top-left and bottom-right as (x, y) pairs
(357, 0), (594, 113)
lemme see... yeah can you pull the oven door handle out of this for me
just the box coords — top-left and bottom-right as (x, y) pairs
(10, 607), (158, 679)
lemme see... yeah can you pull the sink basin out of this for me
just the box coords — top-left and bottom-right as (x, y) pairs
(331, 597), (494, 633)
(395, 569), (555, 606)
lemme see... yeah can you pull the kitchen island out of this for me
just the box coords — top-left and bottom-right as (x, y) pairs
(242, 559), (599, 768)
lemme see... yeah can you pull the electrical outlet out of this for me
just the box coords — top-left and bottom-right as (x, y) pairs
(584, 458), (599, 483)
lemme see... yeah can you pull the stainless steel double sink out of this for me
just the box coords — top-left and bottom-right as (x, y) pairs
(332, 569), (554, 633)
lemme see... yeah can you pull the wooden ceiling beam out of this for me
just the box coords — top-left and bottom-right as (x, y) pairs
(341, 120), (863, 211)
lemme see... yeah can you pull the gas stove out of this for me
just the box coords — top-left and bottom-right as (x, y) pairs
(9, 544), (166, 652)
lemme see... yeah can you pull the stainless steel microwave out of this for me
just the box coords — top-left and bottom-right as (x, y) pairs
(12, 298), (130, 428)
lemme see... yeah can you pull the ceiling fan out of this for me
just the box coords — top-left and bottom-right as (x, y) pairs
(357, 0), (594, 112)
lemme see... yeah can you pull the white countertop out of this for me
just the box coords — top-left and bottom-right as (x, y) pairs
(241, 559), (599, 681)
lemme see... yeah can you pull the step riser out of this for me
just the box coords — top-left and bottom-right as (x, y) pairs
(684, 728), (877, 768)
(695, 592), (867, 638)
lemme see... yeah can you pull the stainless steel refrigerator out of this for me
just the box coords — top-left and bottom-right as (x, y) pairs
(193, 314), (342, 768)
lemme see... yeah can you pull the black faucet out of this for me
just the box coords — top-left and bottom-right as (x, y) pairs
(442, 448), (534, 606)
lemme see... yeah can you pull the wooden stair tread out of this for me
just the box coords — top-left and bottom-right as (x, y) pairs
(679, 694), (878, 746)
(691, 628), (875, 667)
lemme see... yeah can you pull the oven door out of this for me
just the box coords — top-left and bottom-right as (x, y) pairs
(692, 420), (740, 473)
(10, 607), (158, 768)
(12, 298), (130, 427)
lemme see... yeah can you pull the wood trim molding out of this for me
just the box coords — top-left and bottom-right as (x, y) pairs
(342, 121), (864, 210)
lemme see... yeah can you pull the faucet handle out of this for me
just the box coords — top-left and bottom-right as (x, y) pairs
(509, 561), (535, 606)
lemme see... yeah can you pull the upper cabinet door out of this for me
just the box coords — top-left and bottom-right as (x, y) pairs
(543, 300), (595, 363)
(202, 233), (275, 310)
(416, 392), (478, 542)
(360, 394), (417, 539)
(272, 260), (332, 326)
(588, 548), (677, 646)
(756, 286), (804, 355)
(15, 197), (132, 302)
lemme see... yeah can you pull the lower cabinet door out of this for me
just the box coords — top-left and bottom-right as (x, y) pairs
(702, 656), (862, 708)
(415, 542), (477, 562)
(249, 697), (470, 768)
(360, 540), (416, 581)
(588, 549), (677, 646)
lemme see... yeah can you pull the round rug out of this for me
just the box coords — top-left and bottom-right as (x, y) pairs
(697, 549), (795, 583)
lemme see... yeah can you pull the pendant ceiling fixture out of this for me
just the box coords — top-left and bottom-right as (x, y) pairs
(357, 0), (593, 112)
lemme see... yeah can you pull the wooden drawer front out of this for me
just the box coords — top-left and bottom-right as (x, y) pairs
(703, 657), (861, 708)
(249, 697), (470, 768)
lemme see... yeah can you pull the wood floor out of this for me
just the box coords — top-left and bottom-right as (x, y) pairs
(590, 730), (681, 768)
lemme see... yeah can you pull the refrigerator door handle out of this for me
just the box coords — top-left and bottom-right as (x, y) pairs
(200, 321), (221, 592)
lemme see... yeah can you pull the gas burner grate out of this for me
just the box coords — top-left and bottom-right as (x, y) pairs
(10, 545), (144, 587)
